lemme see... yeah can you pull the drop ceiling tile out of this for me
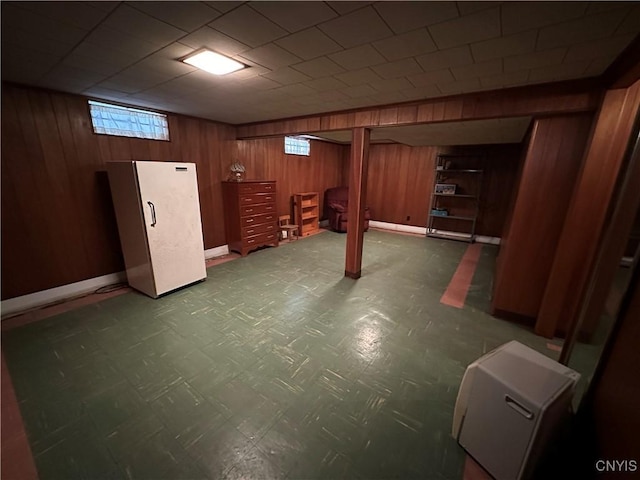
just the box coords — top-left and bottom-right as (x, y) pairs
(109, 65), (182, 90)
(340, 84), (379, 98)
(262, 67), (312, 85)
(291, 57), (345, 78)
(586, 2), (629, 14)
(209, 5), (287, 48)
(1, 3), (89, 43)
(329, 44), (386, 70)
(1, 46), (61, 83)
(367, 90), (407, 104)
(416, 46), (473, 72)
(81, 86), (131, 102)
(85, 2), (120, 13)
(372, 29), (438, 62)
(63, 43), (139, 75)
(451, 59), (502, 81)
(536, 9), (628, 50)
(319, 6), (393, 49)
(528, 60), (591, 83)
(437, 77), (481, 95)
(297, 90), (349, 105)
(408, 68), (455, 87)
(179, 27), (251, 57)
(138, 43), (198, 77)
(371, 58), (423, 79)
(239, 44), (302, 69)
(479, 70), (530, 89)
(272, 83), (317, 97)
(129, 2), (221, 32)
(504, 48), (567, 73)
(40, 64), (105, 89)
(326, 2), (373, 15)
(615, 5), (640, 35)
(275, 27), (343, 61)
(457, 2), (502, 15)
(239, 76), (283, 91)
(584, 56), (614, 76)
(369, 77), (413, 93)
(84, 25), (160, 58)
(501, 2), (588, 36)
(373, 2), (459, 34)
(13, 1), (113, 30)
(251, 2), (337, 33)
(204, 2), (243, 14)
(401, 84), (442, 101)
(1, 24), (76, 57)
(334, 67), (382, 86)
(304, 77), (349, 92)
(471, 31), (537, 62)
(429, 8), (501, 50)
(104, 4), (186, 45)
(565, 34), (635, 63)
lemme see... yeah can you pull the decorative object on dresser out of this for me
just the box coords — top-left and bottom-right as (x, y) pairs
(222, 181), (278, 256)
(294, 192), (320, 237)
(227, 162), (246, 182)
(427, 154), (483, 243)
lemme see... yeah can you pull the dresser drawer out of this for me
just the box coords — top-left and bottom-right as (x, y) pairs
(243, 231), (278, 248)
(242, 222), (276, 238)
(241, 212), (276, 227)
(240, 193), (275, 205)
(240, 203), (275, 216)
(237, 182), (275, 194)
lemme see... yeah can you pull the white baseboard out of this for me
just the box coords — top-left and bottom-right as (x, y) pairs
(1, 271), (127, 318)
(370, 221), (501, 245)
(369, 220), (427, 235)
(204, 245), (229, 259)
(621, 256), (634, 267)
(319, 219), (329, 228)
(2, 245), (231, 318)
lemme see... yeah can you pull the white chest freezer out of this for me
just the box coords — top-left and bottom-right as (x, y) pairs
(452, 341), (580, 480)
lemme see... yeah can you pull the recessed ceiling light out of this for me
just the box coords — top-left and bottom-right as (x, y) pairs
(182, 49), (246, 75)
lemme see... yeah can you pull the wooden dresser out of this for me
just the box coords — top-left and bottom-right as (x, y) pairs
(222, 181), (279, 256)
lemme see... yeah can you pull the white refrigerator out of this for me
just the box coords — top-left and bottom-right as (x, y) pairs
(107, 161), (207, 298)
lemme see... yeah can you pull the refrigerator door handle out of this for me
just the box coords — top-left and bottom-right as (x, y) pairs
(505, 394), (534, 420)
(147, 201), (157, 227)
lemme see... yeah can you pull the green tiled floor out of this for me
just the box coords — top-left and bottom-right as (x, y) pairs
(3, 230), (557, 479)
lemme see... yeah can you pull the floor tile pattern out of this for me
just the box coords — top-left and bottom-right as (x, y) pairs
(2, 230), (556, 479)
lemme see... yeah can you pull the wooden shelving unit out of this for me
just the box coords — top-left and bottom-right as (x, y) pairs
(294, 192), (319, 237)
(427, 154), (484, 243)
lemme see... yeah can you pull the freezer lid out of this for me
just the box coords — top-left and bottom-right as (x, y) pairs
(477, 341), (579, 408)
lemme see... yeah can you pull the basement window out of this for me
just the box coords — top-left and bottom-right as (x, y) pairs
(88, 100), (169, 141)
(284, 136), (310, 156)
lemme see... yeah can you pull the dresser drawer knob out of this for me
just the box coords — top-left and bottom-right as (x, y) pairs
(246, 208), (254, 213)
(247, 219), (254, 223)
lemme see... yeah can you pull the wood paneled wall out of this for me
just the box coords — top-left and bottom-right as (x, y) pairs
(1, 83), (236, 300)
(537, 80), (640, 337)
(491, 113), (595, 323)
(235, 137), (346, 220)
(238, 80), (601, 138)
(365, 143), (523, 237)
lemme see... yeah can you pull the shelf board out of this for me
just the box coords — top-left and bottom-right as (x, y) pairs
(436, 169), (483, 173)
(429, 215), (476, 221)
(433, 193), (477, 198)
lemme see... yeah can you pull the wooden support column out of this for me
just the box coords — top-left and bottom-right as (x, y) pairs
(536, 80), (640, 338)
(345, 127), (370, 279)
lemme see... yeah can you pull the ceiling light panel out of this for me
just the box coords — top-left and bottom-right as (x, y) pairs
(183, 49), (246, 75)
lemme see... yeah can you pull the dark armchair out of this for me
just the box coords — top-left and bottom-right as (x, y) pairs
(324, 186), (371, 233)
